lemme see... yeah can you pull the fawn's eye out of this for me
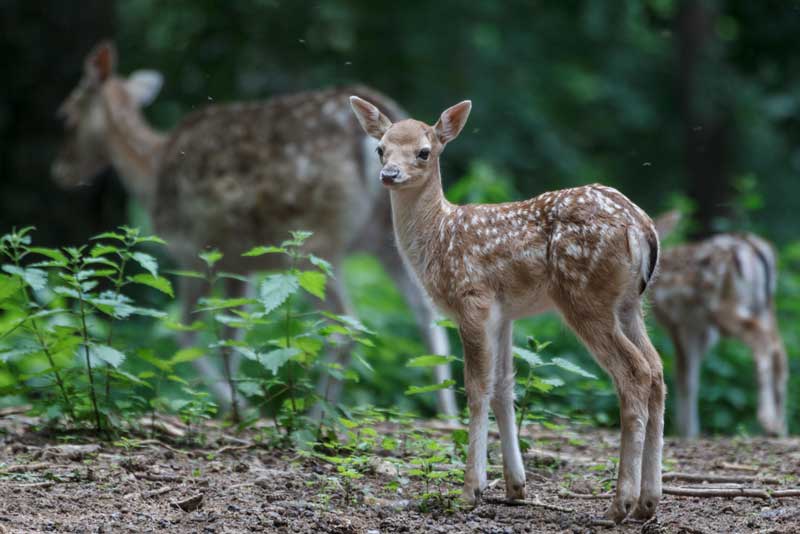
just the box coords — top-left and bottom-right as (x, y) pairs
(376, 146), (384, 158)
(417, 148), (430, 160)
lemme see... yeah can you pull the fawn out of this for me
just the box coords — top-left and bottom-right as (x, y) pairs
(52, 41), (457, 418)
(651, 212), (788, 437)
(350, 96), (664, 522)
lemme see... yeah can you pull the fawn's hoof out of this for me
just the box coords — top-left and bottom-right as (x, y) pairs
(461, 485), (482, 507)
(630, 496), (659, 521)
(506, 481), (526, 501)
(605, 497), (637, 524)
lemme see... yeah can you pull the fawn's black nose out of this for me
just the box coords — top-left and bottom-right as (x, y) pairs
(380, 166), (400, 185)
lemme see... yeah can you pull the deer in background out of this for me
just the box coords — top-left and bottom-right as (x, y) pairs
(651, 212), (788, 438)
(52, 41), (457, 418)
(350, 96), (664, 523)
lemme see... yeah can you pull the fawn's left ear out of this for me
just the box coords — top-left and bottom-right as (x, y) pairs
(350, 96), (392, 140)
(434, 100), (472, 146)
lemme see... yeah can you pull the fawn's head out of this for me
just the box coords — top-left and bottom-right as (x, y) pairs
(350, 96), (471, 189)
(52, 41), (163, 187)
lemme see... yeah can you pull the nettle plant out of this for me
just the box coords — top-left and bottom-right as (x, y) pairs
(514, 336), (597, 452)
(0, 227), (172, 432)
(189, 231), (374, 444)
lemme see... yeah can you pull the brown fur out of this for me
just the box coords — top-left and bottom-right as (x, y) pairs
(351, 96), (665, 523)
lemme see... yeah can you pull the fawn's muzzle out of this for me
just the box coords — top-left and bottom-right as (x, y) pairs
(380, 166), (401, 185)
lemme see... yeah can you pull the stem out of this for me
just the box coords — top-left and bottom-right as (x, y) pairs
(77, 283), (103, 434)
(516, 368), (534, 438)
(206, 265), (240, 423)
(284, 251), (298, 430)
(10, 255), (75, 421)
(104, 251), (129, 404)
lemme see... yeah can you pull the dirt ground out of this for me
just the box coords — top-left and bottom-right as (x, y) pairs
(1, 414), (798, 534)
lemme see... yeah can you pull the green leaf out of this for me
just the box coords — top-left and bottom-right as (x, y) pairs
(135, 235), (167, 245)
(282, 231), (313, 248)
(2, 265), (47, 291)
(91, 231), (125, 242)
(129, 274), (174, 297)
(196, 297), (256, 312)
(242, 245), (286, 257)
(170, 347), (205, 364)
(407, 354), (457, 367)
(234, 346), (301, 375)
(90, 244), (119, 257)
(514, 347), (544, 367)
(0, 274), (20, 301)
(28, 247), (67, 264)
(404, 379), (456, 395)
(308, 254), (334, 276)
(298, 270), (326, 300)
(84, 343), (125, 368)
(168, 270), (205, 279)
(259, 273), (299, 314)
(131, 252), (158, 277)
(551, 357), (597, 379)
(434, 318), (458, 329)
(199, 249), (223, 268)
(322, 312), (375, 335)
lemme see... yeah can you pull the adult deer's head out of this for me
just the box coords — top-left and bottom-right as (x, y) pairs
(52, 41), (163, 187)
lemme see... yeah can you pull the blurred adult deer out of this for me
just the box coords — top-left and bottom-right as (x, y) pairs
(651, 212), (787, 438)
(350, 96), (664, 523)
(52, 41), (457, 418)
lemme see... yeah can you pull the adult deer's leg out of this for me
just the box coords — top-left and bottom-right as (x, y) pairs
(179, 276), (233, 408)
(309, 269), (356, 420)
(459, 298), (497, 505)
(376, 247), (458, 416)
(219, 277), (248, 421)
(560, 307), (652, 523)
(621, 304), (665, 520)
(490, 318), (525, 500)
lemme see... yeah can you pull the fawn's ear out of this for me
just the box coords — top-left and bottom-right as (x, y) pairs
(126, 70), (164, 107)
(85, 41), (116, 82)
(350, 96), (392, 140)
(434, 100), (471, 145)
(653, 210), (682, 239)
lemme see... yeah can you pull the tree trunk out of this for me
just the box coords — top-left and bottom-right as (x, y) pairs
(677, 0), (733, 238)
(0, 0), (124, 246)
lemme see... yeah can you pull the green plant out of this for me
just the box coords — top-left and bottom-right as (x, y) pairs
(514, 336), (597, 452)
(0, 227), (171, 433)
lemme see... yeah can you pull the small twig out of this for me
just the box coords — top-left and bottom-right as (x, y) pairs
(134, 472), (181, 483)
(663, 472), (780, 485)
(0, 405), (31, 417)
(718, 462), (760, 472)
(135, 439), (191, 455)
(10, 481), (55, 489)
(1, 462), (54, 474)
(124, 485), (175, 500)
(558, 489), (613, 499)
(663, 485), (770, 499)
(215, 443), (257, 455)
(771, 489), (800, 498)
(483, 497), (615, 527)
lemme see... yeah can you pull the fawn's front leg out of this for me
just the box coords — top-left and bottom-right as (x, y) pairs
(459, 299), (498, 505)
(491, 318), (526, 500)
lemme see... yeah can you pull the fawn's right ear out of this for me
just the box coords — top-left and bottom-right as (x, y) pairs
(84, 41), (116, 83)
(653, 210), (682, 239)
(350, 96), (392, 140)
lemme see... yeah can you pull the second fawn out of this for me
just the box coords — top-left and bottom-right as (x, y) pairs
(350, 96), (664, 523)
(651, 212), (787, 437)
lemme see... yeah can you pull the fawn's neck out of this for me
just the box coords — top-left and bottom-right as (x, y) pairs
(102, 81), (167, 210)
(389, 165), (452, 278)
